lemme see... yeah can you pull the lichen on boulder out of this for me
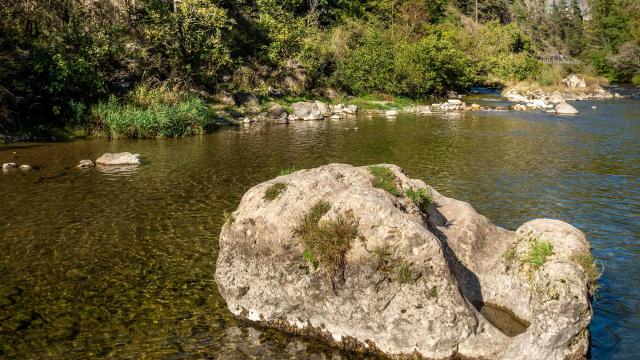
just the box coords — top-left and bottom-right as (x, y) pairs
(215, 163), (594, 359)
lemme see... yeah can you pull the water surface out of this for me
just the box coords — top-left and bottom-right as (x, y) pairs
(1, 98), (639, 359)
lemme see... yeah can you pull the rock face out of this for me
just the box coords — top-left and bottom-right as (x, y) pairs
(555, 102), (579, 114)
(95, 152), (140, 165)
(215, 164), (594, 359)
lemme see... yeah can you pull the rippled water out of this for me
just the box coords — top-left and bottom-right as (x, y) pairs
(1, 97), (639, 359)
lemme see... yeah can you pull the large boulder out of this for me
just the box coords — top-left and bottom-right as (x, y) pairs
(95, 152), (140, 165)
(215, 164), (594, 359)
(555, 102), (579, 114)
(289, 101), (324, 121)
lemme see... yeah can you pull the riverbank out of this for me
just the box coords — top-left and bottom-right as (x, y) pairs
(3, 76), (638, 143)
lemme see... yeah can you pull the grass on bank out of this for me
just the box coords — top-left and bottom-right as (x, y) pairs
(90, 85), (219, 139)
(294, 201), (359, 278)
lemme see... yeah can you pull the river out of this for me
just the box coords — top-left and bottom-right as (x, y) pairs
(1, 96), (638, 359)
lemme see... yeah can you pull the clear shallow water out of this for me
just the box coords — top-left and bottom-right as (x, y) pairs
(1, 98), (639, 359)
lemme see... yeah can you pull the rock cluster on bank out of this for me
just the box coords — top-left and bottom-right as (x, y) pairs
(215, 163), (595, 359)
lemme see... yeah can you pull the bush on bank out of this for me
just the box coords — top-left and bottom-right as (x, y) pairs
(90, 85), (218, 139)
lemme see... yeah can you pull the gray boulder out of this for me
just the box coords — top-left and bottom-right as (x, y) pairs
(268, 103), (286, 117)
(19, 164), (31, 171)
(289, 102), (324, 121)
(216, 164), (594, 359)
(95, 152), (140, 165)
(555, 102), (579, 114)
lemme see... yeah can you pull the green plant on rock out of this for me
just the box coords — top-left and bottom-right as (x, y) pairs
(369, 166), (402, 196)
(264, 182), (287, 201)
(294, 201), (359, 284)
(278, 166), (298, 176)
(504, 246), (517, 271)
(571, 253), (602, 296)
(373, 245), (414, 284)
(523, 240), (554, 268)
(405, 188), (432, 211)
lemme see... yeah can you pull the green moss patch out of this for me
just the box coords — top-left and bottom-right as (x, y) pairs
(369, 166), (402, 196)
(294, 201), (359, 280)
(405, 188), (432, 211)
(374, 246), (414, 284)
(523, 240), (553, 268)
(264, 182), (287, 201)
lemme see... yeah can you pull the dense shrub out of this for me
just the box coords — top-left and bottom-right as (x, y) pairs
(333, 23), (474, 96)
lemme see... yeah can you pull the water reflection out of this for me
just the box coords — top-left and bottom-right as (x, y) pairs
(0, 98), (638, 359)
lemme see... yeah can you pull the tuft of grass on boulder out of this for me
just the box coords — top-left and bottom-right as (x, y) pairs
(405, 188), (432, 211)
(278, 165), (298, 176)
(90, 84), (218, 139)
(523, 240), (553, 268)
(373, 245), (414, 284)
(264, 182), (287, 201)
(294, 201), (359, 280)
(369, 166), (402, 196)
(571, 253), (601, 296)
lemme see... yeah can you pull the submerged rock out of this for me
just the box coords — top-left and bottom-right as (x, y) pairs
(2, 162), (18, 171)
(95, 152), (140, 165)
(555, 102), (579, 114)
(19, 164), (31, 171)
(77, 159), (95, 169)
(216, 163), (594, 359)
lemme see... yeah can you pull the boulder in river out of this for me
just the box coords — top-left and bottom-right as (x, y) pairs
(555, 102), (579, 114)
(19, 165), (31, 171)
(215, 163), (595, 359)
(95, 152), (140, 165)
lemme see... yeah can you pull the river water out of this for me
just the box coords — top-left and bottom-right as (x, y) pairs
(1, 96), (639, 359)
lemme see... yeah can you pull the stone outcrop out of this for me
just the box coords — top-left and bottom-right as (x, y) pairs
(288, 101), (358, 121)
(215, 164), (594, 359)
(95, 152), (140, 165)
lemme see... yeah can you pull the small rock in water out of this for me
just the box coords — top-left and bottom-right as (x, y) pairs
(95, 152), (140, 165)
(385, 110), (399, 117)
(555, 102), (579, 114)
(592, 106), (597, 109)
(77, 159), (95, 169)
(19, 164), (31, 171)
(3, 162), (18, 171)
(447, 99), (462, 105)
(330, 114), (341, 121)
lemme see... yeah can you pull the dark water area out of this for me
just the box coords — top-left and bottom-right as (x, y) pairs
(1, 98), (639, 359)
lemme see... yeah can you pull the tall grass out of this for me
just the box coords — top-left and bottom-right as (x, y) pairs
(90, 85), (218, 138)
